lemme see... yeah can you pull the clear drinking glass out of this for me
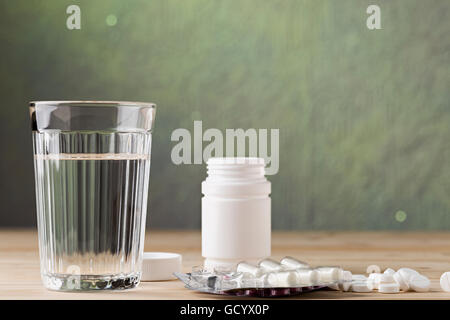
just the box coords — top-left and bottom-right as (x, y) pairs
(29, 101), (156, 291)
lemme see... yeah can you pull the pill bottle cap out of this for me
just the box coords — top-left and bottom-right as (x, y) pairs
(141, 252), (182, 281)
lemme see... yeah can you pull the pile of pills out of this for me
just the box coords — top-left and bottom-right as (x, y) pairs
(179, 257), (450, 297)
(331, 267), (431, 294)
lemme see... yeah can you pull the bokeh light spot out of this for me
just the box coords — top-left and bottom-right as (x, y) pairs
(395, 210), (407, 223)
(106, 14), (117, 27)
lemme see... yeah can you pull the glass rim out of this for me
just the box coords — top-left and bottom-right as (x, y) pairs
(29, 100), (156, 108)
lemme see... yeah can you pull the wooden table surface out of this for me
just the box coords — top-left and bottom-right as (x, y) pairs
(1, 230), (450, 299)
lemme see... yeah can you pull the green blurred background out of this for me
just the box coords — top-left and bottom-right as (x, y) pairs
(0, 0), (449, 230)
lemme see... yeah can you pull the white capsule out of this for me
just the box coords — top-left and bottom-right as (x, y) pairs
(267, 271), (297, 287)
(409, 274), (430, 292)
(241, 273), (267, 288)
(259, 259), (283, 273)
(339, 281), (352, 292)
(328, 283), (340, 290)
(367, 273), (381, 286)
(440, 272), (450, 292)
(342, 271), (352, 281)
(393, 271), (410, 291)
(352, 274), (368, 281)
(351, 281), (372, 292)
(379, 274), (396, 284)
(379, 283), (400, 293)
(317, 267), (342, 283)
(280, 257), (309, 270)
(384, 268), (396, 275)
(367, 273), (381, 290)
(236, 262), (263, 277)
(295, 269), (319, 286)
(397, 268), (420, 282)
(367, 280), (375, 291)
(333, 271), (352, 291)
(328, 271), (350, 291)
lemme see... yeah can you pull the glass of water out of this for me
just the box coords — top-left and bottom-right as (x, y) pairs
(30, 101), (156, 291)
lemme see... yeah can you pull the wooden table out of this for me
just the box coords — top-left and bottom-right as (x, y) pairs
(1, 230), (449, 299)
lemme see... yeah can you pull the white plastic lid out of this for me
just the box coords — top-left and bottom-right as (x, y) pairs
(141, 252), (182, 281)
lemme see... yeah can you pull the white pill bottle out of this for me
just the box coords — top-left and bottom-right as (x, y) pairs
(201, 157), (271, 271)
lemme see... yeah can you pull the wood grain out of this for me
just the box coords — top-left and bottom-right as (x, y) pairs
(1, 230), (450, 299)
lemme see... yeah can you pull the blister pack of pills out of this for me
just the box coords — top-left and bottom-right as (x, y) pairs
(174, 257), (346, 297)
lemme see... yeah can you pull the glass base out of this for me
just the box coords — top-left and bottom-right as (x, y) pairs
(42, 272), (141, 291)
